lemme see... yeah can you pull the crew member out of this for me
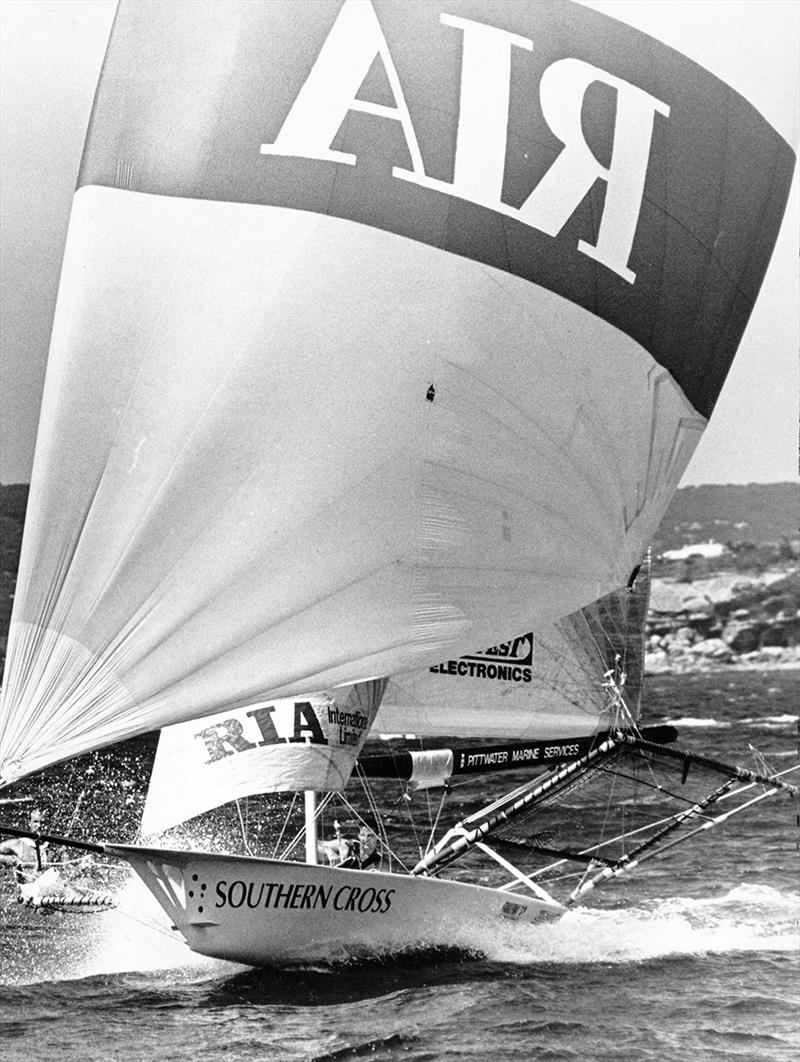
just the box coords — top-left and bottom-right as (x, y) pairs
(0, 807), (49, 880)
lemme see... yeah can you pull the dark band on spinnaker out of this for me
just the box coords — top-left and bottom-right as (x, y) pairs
(79, 0), (794, 418)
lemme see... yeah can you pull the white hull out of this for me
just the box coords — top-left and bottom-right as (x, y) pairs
(108, 844), (564, 966)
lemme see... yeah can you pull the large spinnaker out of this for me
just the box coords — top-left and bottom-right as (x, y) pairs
(0, 1), (794, 783)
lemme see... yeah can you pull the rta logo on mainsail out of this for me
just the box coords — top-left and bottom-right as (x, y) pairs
(194, 700), (371, 763)
(260, 0), (670, 284)
(430, 634), (534, 683)
(195, 702), (328, 764)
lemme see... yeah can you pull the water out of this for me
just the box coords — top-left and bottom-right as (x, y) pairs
(1, 671), (798, 1061)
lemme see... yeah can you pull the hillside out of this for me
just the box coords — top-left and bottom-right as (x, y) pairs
(651, 482), (797, 553)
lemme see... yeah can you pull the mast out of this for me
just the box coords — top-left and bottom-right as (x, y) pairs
(304, 791), (318, 865)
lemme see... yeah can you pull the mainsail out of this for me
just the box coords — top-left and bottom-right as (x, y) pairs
(0, 0), (794, 785)
(374, 557), (651, 738)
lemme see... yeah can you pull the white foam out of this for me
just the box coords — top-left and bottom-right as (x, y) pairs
(467, 885), (800, 965)
(41, 875), (244, 983)
(664, 717), (731, 728)
(740, 715), (798, 725)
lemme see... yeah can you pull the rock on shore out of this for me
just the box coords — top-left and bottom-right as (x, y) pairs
(646, 568), (800, 674)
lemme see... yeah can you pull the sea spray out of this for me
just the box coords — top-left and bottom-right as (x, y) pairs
(465, 885), (800, 966)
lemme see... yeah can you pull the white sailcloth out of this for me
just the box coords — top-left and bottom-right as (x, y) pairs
(0, 1), (793, 785)
(376, 565), (650, 738)
(141, 569), (648, 831)
(141, 680), (385, 835)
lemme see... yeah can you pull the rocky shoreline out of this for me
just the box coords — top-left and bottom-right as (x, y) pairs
(646, 567), (800, 675)
(645, 645), (800, 675)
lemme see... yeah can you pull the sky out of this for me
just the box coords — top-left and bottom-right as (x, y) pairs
(0, 0), (797, 487)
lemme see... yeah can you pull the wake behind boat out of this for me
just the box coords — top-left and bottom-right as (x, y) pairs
(0, 0), (797, 968)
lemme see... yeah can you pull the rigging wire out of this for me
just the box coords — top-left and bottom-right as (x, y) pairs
(424, 787), (451, 858)
(353, 766), (398, 871)
(235, 798), (253, 856)
(272, 791), (300, 858)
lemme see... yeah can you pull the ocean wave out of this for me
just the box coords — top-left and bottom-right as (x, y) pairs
(663, 717), (732, 728)
(468, 884), (800, 966)
(1, 876), (243, 987)
(88, 879), (247, 981)
(4, 882), (797, 990)
(739, 714), (799, 727)
(657, 882), (797, 914)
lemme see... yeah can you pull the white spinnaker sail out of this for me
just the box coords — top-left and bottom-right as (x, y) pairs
(0, 1), (794, 783)
(140, 680), (386, 836)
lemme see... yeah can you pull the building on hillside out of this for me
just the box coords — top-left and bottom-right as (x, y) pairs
(661, 541), (728, 562)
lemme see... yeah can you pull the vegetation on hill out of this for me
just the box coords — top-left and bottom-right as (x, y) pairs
(651, 481), (797, 554)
